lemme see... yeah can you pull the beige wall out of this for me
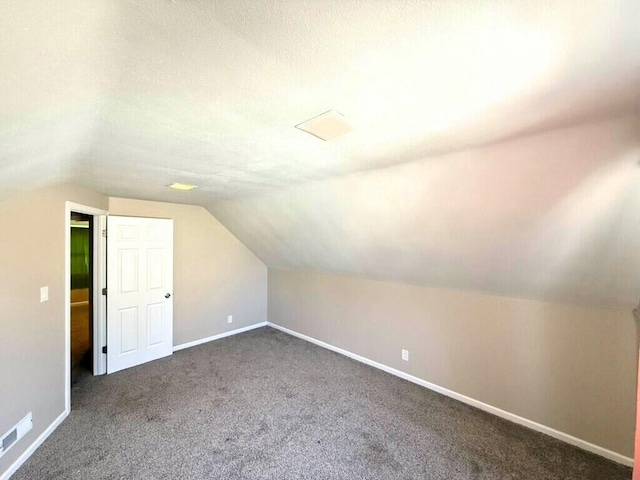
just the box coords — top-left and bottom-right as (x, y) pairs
(268, 268), (637, 458)
(0, 183), (108, 473)
(0, 188), (267, 477)
(108, 198), (267, 346)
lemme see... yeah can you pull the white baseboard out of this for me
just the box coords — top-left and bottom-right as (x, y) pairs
(267, 322), (634, 468)
(2, 321), (631, 480)
(173, 321), (267, 352)
(0, 409), (69, 480)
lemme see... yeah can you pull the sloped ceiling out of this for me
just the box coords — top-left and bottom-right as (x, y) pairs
(209, 117), (640, 308)
(1, 0), (640, 306)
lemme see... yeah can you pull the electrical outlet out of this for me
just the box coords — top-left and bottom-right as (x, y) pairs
(402, 349), (409, 361)
(227, 315), (233, 324)
(40, 286), (48, 303)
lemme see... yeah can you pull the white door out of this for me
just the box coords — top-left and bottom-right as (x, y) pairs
(106, 216), (174, 374)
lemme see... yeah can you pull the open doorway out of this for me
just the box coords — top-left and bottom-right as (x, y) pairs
(70, 212), (93, 384)
(64, 201), (108, 413)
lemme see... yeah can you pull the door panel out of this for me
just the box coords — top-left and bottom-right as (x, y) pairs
(147, 249), (164, 289)
(147, 303), (164, 346)
(118, 249), (138, 292)
(119, 307), (138, 353)
(107, 216), (173, 374)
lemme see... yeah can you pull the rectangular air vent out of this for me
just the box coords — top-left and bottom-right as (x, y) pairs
(295, 110), (354, 141)
(0, 412), (32, 458)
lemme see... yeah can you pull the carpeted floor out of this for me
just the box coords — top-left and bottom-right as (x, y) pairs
(13, 327), (631, 479)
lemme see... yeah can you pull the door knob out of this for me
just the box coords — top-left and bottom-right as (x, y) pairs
(165, 293), (171, 298)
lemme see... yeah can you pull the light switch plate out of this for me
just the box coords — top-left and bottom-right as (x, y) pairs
(40, 286), (48, 303)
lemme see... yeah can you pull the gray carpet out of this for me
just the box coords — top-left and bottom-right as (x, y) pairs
(13, 327), (631, 479)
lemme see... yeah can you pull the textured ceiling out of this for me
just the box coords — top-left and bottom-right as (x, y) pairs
(209, 116), (640, 308)
(1, 0), (640, 306)
(2, 0), (640, 201)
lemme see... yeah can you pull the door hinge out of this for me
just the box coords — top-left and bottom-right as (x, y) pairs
(102, 346), (107, 354)
(101, 287), (107, 296)
(102, 229), (107, 238)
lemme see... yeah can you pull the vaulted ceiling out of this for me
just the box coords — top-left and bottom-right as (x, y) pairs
(2, 0), (640, 307)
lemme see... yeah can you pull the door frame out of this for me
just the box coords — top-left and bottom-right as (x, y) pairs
(64, 202), (108, 411)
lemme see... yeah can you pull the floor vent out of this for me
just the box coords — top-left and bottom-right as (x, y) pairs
(0, 412), (32, 458)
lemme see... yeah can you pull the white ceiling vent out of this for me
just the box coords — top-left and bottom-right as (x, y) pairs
(295, 110), (354, 141)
